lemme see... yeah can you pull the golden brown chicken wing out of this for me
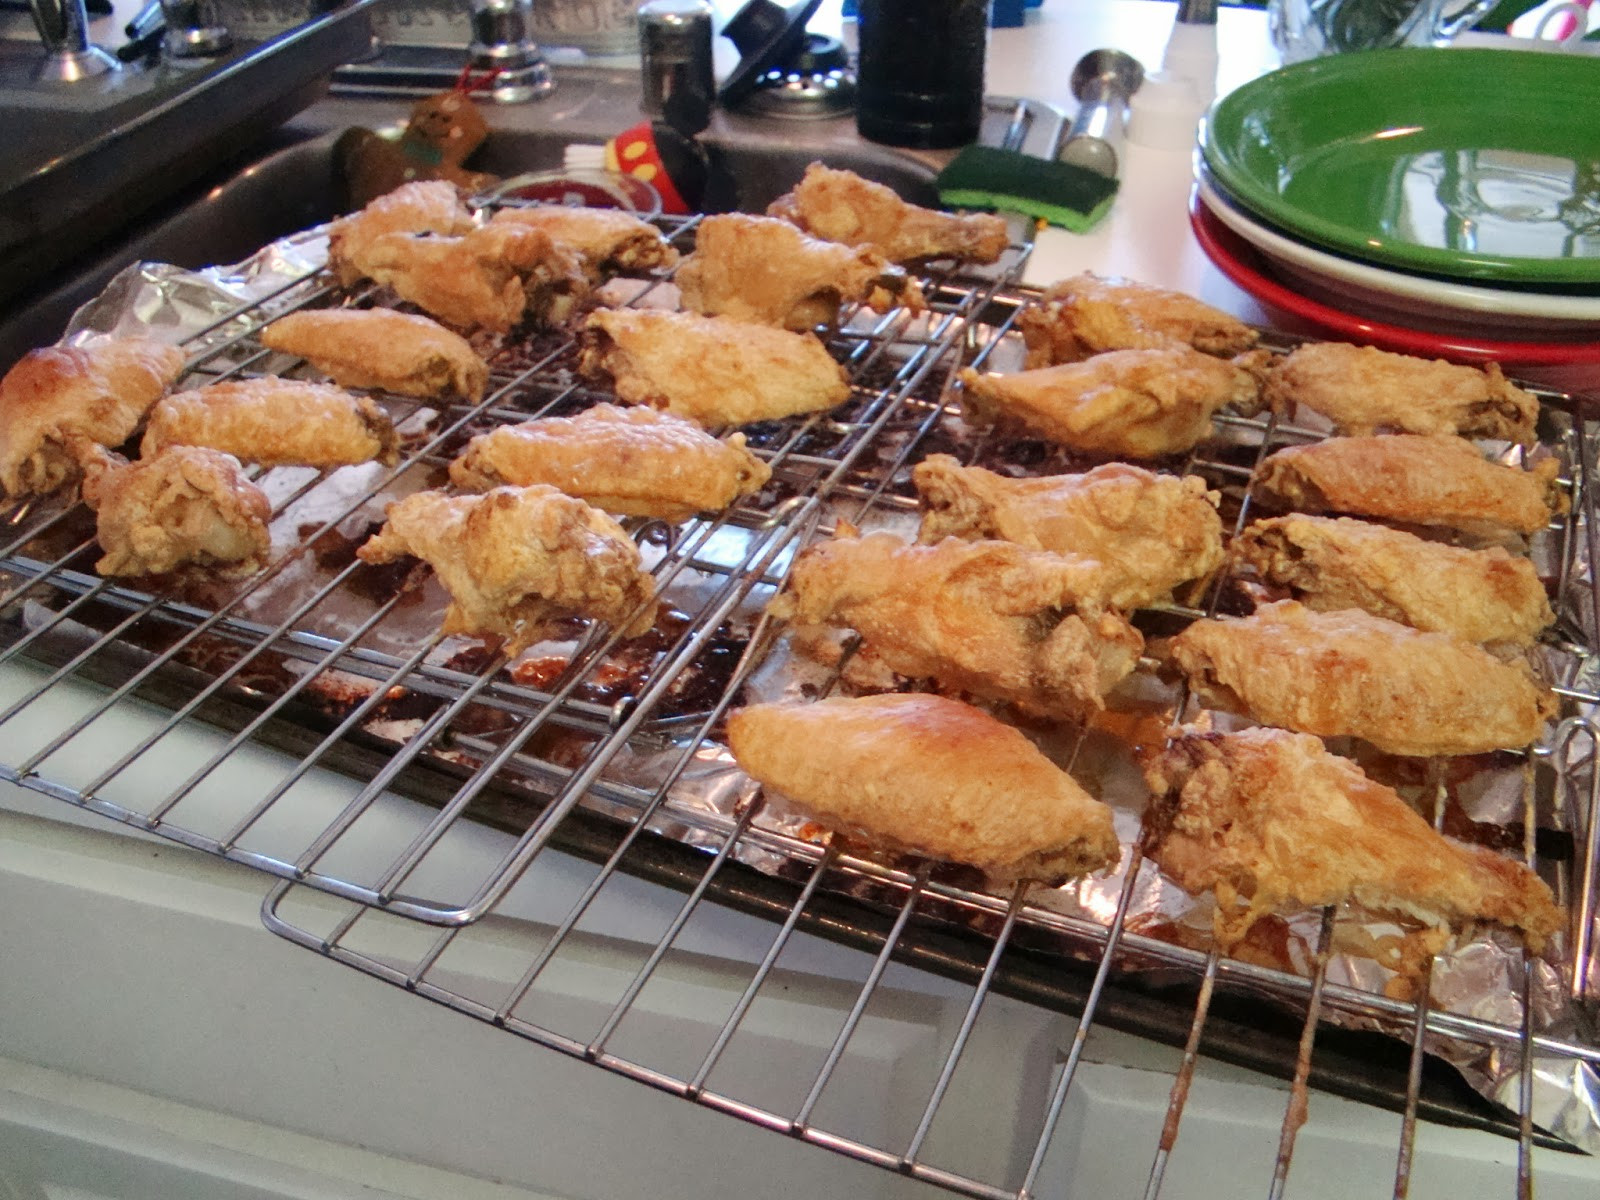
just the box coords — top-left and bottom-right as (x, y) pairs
(767, 162), (1010, 265)
(1166, 600), (1556, 757)
(261, 309), (487, 402)
(958, 347), (1268, 458)
(488, 205), (678, 279)
(913, 455), (1224, 608)
(1144, 727), (1561, 950)
(674, 212), (925, 330)
(1253, 435), (1566, 539)
(1264, 343), (1538, 445)
(1233, 515), (1555, 647)
(728, 693), (1120, 882)
(141, 378), (398, 468)
(360, 223), (589, 333)
(1017, 272), (1260, 368)
(448, 403), (771, 520)
(79, 444), (270, 578)
(579, 308), (850, 426)
(0, 338), (186, 497)
(770, 530), (1143, 721)
(357, 484), (657, 652)
(326, 180), (475, 288)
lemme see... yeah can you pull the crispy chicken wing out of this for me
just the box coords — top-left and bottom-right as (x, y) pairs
(141, 378), (398, 468)
(487, 205), (678, 279)
(326, 180), (475, 288)
(1264, 343), (1538, 445)
(579, 308), (850, 425)
(728, 693), (1120, 882)
(958, 347), (1268, 458)
(1017, 272), (1260, 368)
(913, 455), (1224, 608)
(1234, 515), (1555, 647)
(0, 338), (185, 497)
(261, 309), (487, 402)
(448, 403), (771, 520)
(357, 484), (658, 652)
(79, 445), (270, 578)
(1254, 434), (1566, 539)
(770, 530), (1143, 721)
(767, 162), (1009, 265)
(1144, 728), (1561, 950)
(675, 212), (925, 330)
(1166, 600), (1556, 757)
(360, 223), (589, 333)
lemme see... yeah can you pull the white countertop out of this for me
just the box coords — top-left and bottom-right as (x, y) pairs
(986, 1), (1276, 307)
(981, 1), (1600, 394)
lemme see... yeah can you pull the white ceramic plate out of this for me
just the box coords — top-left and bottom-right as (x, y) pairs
(1194, 164), (1600, 336)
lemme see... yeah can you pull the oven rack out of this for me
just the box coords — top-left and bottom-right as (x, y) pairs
(2, 214), (1598, 1196)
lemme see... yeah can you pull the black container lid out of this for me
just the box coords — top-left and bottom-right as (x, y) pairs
(717, 0), (824, 108)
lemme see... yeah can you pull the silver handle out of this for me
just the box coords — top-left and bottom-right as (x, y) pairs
(1056, 48), (1144, 180)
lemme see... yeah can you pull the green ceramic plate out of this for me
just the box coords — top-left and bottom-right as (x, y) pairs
(1200, 48), (1600, 287)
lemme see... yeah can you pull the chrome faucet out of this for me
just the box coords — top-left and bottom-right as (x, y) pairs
(27, 0), (120, 81)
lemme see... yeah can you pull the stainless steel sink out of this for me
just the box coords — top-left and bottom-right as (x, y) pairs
(0, 68), (1063, 370)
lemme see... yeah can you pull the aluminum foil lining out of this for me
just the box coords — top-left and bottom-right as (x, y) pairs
(58, 236), (1600, 1155)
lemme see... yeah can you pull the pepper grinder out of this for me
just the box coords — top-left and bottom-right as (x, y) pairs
(855, 0), (990, 149)
(639, 0), (715, 133)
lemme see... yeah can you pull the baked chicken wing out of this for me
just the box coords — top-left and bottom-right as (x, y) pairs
(767, 162), (1009, 265)
(488, 205), (678, 279)
(79, 445), (270, 578)
(958, 347), (1268, 458)
(1017, 272), (1260, 368)
(141, 378), (398, 468)
(675, 212), (925, 330)
(326, 180), (475, 288)
(1233, 514), (1555, 647)
(1254, 435), (1566, 539)
(579, 308), (850, 426)
(913, 455), (1224, 608)
(770, 530), (1143, 721)
(448, 403), (771, 520)
(261, 309), (488, 402)
(357, 484), (658, 652)
(728, 693), (1120, 882)
(1166, 600), (1556, 757)
(1264, 343), (1538, 445)
(1144, 728), (1562, 950)
(359, 223), (589, 333)
(0, 338), (185, 497)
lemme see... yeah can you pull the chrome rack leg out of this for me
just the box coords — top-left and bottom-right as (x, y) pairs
(1142, 943), (1223, 1200)
(1266, 904), (1338, 1200)
(1015, 845), (1148, 1199)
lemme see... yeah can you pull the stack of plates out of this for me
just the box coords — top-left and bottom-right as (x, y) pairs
(1191, 48), (1600, 367)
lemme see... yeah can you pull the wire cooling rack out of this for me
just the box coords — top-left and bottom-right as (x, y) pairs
(2, 207), (1598, 1198)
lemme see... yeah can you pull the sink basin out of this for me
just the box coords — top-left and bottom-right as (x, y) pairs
(0, 70), (1063, 371)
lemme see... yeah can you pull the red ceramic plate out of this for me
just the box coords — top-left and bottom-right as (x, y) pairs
(1188, 187), (1600, 369)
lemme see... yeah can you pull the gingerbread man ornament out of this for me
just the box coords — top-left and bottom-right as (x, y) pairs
(337, 91), (500, 209)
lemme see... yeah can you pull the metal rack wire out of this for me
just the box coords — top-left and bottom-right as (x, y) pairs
(3, 213), (1599, 1197)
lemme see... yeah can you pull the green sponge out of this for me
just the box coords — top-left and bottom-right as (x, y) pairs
(935, 144), (1119, 234)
